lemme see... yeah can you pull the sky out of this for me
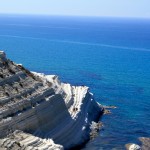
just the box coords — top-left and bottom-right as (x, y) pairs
(0, 0), (150, 18)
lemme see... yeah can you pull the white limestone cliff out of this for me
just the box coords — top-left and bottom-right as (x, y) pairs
(0, 51), (103, 150)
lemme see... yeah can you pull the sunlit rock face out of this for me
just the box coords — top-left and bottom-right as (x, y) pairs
(0, 51), (103, 150)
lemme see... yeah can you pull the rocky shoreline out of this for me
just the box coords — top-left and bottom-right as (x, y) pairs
(0, 51), (103, 150)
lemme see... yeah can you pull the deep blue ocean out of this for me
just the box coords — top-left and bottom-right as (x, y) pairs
(0, 14), (150, 150)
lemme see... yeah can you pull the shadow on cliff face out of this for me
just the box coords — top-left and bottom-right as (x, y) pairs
(31, 93), (103, 150)
(27, 94), (73, 136)
(21, 94), (87, 149)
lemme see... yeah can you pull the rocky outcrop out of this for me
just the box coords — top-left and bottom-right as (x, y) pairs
(125, 137), (150, 150)
(0, 51), (103, 149)
(139, 137), (150, 150)
(125, 143), (141, 150)
(89, 121), (103, 140)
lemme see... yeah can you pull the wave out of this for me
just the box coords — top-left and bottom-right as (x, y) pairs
(0, 34), (150, 52)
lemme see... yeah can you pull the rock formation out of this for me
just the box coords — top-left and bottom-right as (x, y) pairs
(139, 137), (150, 150)
(0, 51), (103, 150)
(125, 143), (141, 150)
(125, 137), (150, 150)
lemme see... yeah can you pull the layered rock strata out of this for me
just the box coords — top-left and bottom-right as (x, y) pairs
(0, 51), (103, 149)
(0, 130), (63, 150)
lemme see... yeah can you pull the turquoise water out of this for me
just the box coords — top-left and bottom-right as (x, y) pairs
(0, 14), (150, 149)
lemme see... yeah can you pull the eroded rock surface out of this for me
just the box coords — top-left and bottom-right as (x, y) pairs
(0, 51), (103, 149)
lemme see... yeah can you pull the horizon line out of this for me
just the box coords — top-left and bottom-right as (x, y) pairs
(0, 12), (150, 20)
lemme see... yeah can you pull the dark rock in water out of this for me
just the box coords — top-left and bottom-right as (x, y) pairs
(136, 87), (144, 94)
(103, 109), (111, 115)
(103, 105), (117, 115)
(139, 137), (150, 150)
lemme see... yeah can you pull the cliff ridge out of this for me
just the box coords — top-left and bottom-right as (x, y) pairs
(0, 51), (103, 150)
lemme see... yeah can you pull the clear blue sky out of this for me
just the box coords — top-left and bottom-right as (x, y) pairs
(0, 0), (150, 18)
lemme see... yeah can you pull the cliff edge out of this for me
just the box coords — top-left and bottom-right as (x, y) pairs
(0, 51), (103, 150)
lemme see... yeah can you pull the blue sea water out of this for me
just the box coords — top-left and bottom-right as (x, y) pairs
(0, 14), (150, 150)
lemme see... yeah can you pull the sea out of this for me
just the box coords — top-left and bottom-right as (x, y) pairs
(0, 14), (150, 150)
